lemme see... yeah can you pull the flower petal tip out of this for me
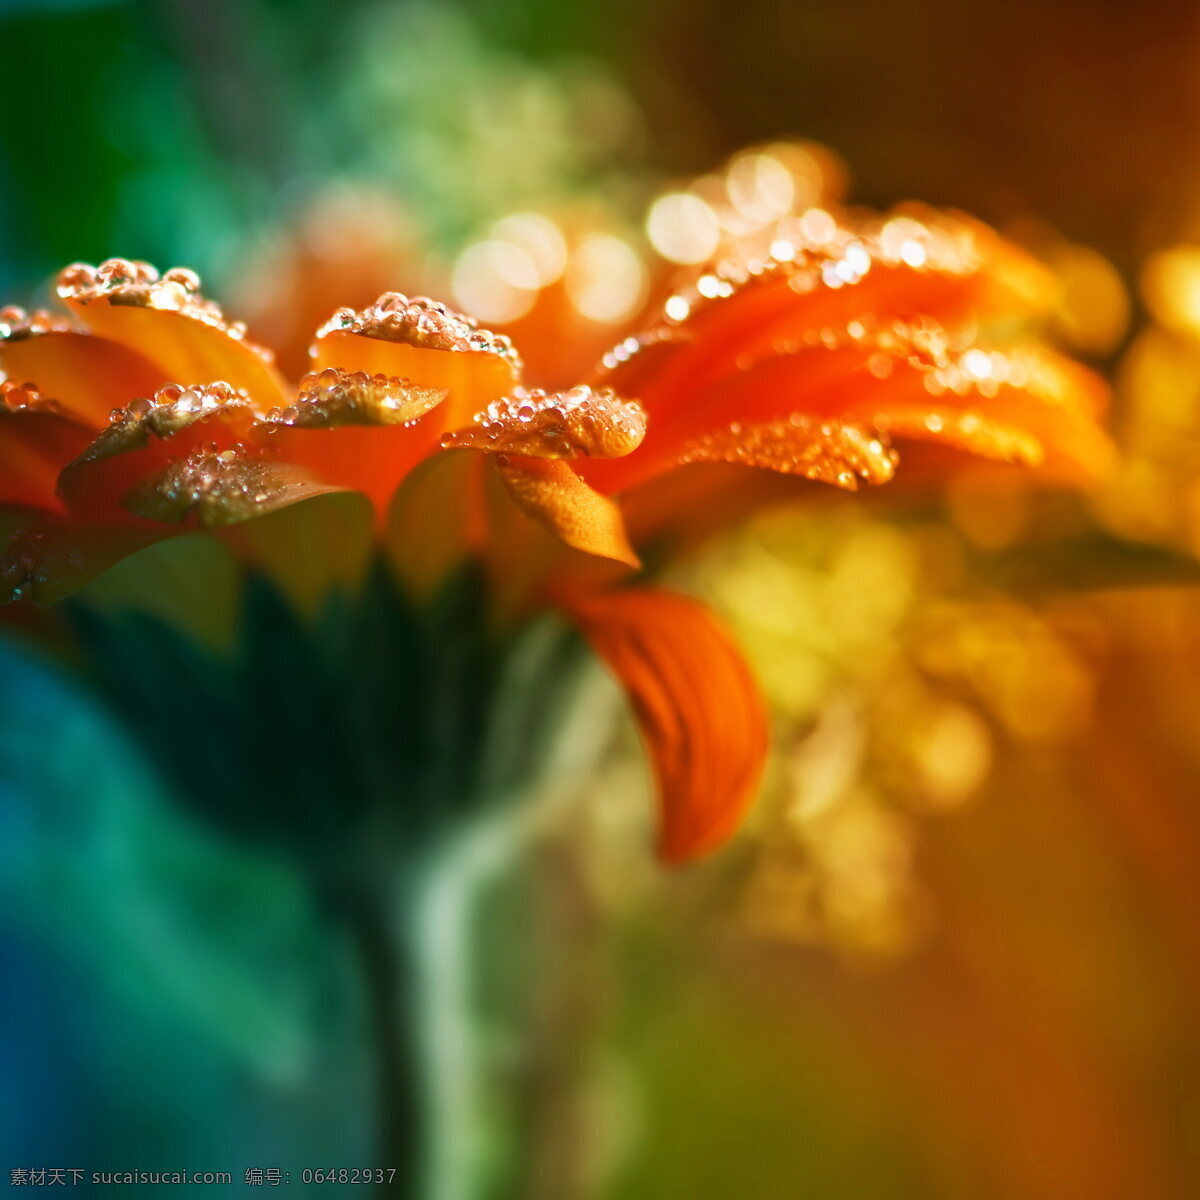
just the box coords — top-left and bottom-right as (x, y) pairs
(124, 449), (344, 529)
(567, 588), (768, 865)
(443, 386), (646, 460)
(262, 367), (446, 429)
(497, 455), (640, 567)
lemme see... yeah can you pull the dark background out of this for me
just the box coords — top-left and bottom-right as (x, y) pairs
(2, 0), (1196, 290)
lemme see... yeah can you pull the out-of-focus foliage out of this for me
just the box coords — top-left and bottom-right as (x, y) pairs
(0, 638), (371, 1180)
(0, 0), (650, 297)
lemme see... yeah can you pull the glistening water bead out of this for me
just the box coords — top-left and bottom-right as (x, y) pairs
(315, 292), (524, 374)
(0, 306), (75, 342)
(75, 382), (254, 467)
(124, 446), (315, 527)
(263, 367), (447, 429)
(54, 260), (273, 361)
(602, 206), (984, 382)
(678, 415), (897, 488)
(441, 385), (647, 459)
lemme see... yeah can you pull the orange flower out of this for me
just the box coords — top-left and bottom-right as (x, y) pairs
(0, 153), (1112, 863)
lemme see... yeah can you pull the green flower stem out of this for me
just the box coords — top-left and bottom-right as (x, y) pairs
(415, 816), (522, 1200)
(344, 882), (428, 1196)
(323, 864), (427, 1197)
(324, 810), (526, 1200)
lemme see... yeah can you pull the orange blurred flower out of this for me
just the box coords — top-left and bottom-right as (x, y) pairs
(0, 147), (1112, 863)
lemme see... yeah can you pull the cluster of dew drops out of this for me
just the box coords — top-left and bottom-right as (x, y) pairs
(317, 291), (523, 372)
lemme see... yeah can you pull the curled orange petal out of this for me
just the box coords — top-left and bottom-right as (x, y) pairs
(676, 416), (896, 489)
(57, 259), (288, 410)
(0, 383), (95, 511)
(867, 342), (1114, 480)
(264, 367), (446, 429)
(0, 316), (166, 428)
(585, 321), (1111, 495)
(124, 446), (344, 529)
(566, 588), (768, 863)
(57, 382), (260, 522)
(312, 293), (521, 433)
(249, 366), (448, 513)
(494, 455), (639, 568)
(703, 329), (1113, 479)
(1, 511), (169, 605)
(441, 386), (646, 459)
(597, 207), (1055, 421)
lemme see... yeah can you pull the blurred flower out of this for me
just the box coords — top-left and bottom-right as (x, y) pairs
(452, 208), (649, 391)
(229, 185), (438, 381)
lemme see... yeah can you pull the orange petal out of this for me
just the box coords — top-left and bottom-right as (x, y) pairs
(596, 208), (1053, 416)
(585, 325), (1111, 493)
(746, 335), (1114, 480)
(125, 447), (346, 529)
(311, 294), (522, 435)
(867, 346), (1114, 481)
(675, 416), (896, 489)
(566, 588), (768, 863)
(217, 490), (374, 615)
(441, 386), (646, 459)
(265, 367), (446, 429)
(585, 336), (879, 493)
(0, 316), (166, 428)
(495, 455), (639, 568)
(442, 387), (648, 578)
(0, 384), (95, 510)
(58, 382), (261, 522)
(1, 509), (170, 605)
(57, 260), (288, 410)
(250, 366), (448, 513)
(385, 449), (485, 601)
